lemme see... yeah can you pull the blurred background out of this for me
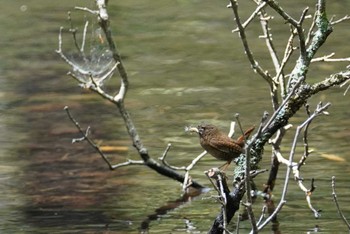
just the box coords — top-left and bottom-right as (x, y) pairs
(0, 0), (349, 233)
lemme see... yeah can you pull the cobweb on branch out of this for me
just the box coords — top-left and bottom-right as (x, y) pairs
(58, 19), (117, 87)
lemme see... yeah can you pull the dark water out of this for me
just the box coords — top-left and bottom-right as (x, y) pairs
(0, 0), (349, 233)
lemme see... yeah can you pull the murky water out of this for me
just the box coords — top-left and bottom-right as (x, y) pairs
(0, 0), (349, 233)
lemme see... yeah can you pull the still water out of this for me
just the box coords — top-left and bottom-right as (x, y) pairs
(0, 0), (349, 233)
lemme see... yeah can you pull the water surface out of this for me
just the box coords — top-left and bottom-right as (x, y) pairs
(0, 0), (349, 233)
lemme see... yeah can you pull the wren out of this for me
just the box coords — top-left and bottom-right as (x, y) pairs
(189, 124), (254, 170)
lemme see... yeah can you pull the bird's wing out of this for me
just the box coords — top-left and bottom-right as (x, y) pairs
(209, 137), (243, 154)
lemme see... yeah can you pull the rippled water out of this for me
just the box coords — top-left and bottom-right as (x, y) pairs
(0, 0), (349, 233)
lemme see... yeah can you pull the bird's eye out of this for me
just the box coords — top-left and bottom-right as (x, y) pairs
(198, 126), (205, 135)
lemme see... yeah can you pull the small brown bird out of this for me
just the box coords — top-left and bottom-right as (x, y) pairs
(188, 124), (255, 170)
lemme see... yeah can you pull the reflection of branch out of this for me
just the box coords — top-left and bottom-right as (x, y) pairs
(140, 189), (203, 233)
(331, 176), (350, 230)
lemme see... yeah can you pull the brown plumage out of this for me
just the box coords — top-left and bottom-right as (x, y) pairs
(190, 124), (254, 169)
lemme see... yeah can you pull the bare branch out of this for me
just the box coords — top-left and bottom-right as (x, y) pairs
(256, 205), (267, 226)
(159, 143), (186, 170)
(305, 11), (317, 46)
(332, 176), (350, 230)
(262, 0), (299, 27)
(110, 159), (145, 169)
(276, 29), (297, 97)
(259, 13), (281, 79)
(81, 20), (89, 53)
(67, 11), (81, 52)
(64, 106), (116, 170)
(340, 79), (350, 95)
(231, 1), (268, 32)
(258, 11), (282, 110)
(74, 6), (98, 15)
(297, 104), (311, 170)
(330, 15), (350, 25)
(206, 169), (230, 233)
(297, 7), (309, 61)
(311, 53), (350, 62)
(257, 102), (330, 230)
(229, 0), (272, 85)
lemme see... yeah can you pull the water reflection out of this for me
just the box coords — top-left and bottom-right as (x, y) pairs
(140, 188), (203, 233)
(0, 0), (350, 233)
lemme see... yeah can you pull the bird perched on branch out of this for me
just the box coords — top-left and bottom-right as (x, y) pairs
(187, 124), (255, 170)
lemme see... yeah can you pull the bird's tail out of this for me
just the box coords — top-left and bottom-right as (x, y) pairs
(236, 126), (255, 145)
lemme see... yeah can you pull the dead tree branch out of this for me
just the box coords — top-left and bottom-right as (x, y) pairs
(332, 176), (350, 230)
(57, 0), (205, 189)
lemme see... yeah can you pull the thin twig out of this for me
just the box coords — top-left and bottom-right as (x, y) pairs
(111, 159), (145, 169)
(277, 29), (297, 97)
(64, 106), (114, 169)
(74, 6), (98, 15)
(331, 176), (350, 230)
(81, 20), (89, 53)
(330, 15), (350, 25)
(258, 11), (281, 111)
(229, 0), (272, 85)
(257, 102), (330, 231)
(159, 143), (186, 170)
(231, 1), (268, 32)
(297, 104), (311, 170)
(340, 79), (350, 95)
(67, 11), (81, 52)
(206, 169), (230, 234)
(235, 112), (258, 232)
(256, 206), (267, 226)
(259, 12), (282, 83)
(305, 10), (317, 46)
(263, 0), (299, 27)
(312, 53), (350, 62)
(296, 7), (309, 62)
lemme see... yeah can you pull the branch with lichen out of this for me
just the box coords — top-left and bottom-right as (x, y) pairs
(213, 1), (350, 232)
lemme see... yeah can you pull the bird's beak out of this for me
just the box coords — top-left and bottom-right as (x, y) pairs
(185, 126), (199, 133)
